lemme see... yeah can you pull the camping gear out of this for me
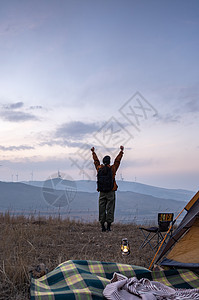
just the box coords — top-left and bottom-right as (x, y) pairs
(30, 260), (149, 299)
(139, 213), (174, 253)
(103, 272), (199, 299)
(30, 260), (199, 299)
(97, 165), (114, 192)
(152, 191), (199, 271)
(121, 238), (130, 256)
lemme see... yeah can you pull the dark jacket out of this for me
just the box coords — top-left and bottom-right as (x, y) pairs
(92, 150), (123, 191)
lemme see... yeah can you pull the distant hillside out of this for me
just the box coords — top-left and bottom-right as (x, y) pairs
(23, 179), (195, 201)
(0, 180), (189, 224)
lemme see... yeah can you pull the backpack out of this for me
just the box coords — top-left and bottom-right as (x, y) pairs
(97, 165), (114, 192)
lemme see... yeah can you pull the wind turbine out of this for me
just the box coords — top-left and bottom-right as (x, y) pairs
(30, 171), (33, 182)
(58, 170), (62, 178)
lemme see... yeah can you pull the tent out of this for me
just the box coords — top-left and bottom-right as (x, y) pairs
(155, 190), (199, 270)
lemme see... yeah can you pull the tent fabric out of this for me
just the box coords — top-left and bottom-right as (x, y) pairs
(185, 191), (199, 211)
(30, 260), (199, 299)
(160, 258), (199, 269)
(156, 191), (199, 265)
(166, 218), (199, 264)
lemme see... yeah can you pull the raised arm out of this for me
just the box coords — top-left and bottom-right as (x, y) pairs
(91, 147), (100, 170)
(113, 145), (124, 172)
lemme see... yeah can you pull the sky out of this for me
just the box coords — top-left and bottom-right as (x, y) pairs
(0, 0), (198, 191)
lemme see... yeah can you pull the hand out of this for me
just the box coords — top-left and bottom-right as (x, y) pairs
(120, 145), (124, 151)
(91, 147), (95, 152)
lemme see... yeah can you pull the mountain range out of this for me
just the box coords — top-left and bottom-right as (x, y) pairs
(0, 179), (196, 224)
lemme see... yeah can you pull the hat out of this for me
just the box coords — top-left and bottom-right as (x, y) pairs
(103, 155), (110, 165)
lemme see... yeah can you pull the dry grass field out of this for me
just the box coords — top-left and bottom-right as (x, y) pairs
(0, 213), (155, 299)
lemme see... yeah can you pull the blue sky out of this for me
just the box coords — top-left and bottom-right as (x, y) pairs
(0, 0), (198, 191)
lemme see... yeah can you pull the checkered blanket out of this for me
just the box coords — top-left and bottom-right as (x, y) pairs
(30, 260), (199, 300)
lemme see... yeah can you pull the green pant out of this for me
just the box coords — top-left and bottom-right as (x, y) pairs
(99, 191), (115, 224)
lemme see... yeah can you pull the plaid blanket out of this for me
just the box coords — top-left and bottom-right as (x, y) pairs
(30, 260), (199, 300)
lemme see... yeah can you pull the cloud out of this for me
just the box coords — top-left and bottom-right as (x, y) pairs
(39, 139), (90, 149)
(55, 121), (99, 139)
(4, 102), (24, 109)
(179, 86), (199, 113)
(0, 101), (40, 122)
(0, 110), (39, 122)
(155, 113), (180, 124)
(0, 145), (34, 151)
(29, 105), (43, 110)
(182, 99), (199, 113)
(38, 119), (131, 151)
(0, 10), (48, 38)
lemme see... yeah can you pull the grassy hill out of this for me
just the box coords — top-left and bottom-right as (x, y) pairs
(0, 213), (155, 299)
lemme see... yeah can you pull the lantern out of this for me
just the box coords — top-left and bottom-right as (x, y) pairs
(121, 238), (130, 256)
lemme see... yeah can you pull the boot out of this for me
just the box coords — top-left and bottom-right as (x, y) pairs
(101, 223), (106, 232)
(107, 222), (111, 231)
